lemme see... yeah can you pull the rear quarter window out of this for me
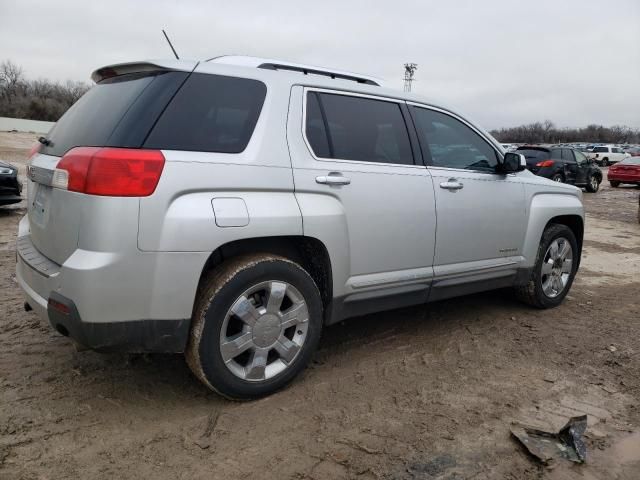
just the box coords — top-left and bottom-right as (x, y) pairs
(144, 73), (267, 153)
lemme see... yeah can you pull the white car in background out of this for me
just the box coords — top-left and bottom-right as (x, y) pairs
(588, 145), (631, 166)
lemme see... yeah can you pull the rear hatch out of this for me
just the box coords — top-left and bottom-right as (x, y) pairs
(27, 63), (193, 264)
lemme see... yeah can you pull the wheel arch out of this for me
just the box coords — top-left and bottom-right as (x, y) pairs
(521, 192), (584, 268)
(196, 235), (333, 321)
(545, 214), (584, 265)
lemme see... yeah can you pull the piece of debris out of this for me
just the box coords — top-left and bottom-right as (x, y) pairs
(606, 345), (617, 352)
(511, 415), (588, 465)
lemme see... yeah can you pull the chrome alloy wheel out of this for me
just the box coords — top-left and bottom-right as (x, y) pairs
(219, 281), (309, 382)
(541, 237), (573, 298)
(590, 176), (599, 190)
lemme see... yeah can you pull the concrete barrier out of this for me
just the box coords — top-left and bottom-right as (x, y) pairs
(0, 117), (55, 134)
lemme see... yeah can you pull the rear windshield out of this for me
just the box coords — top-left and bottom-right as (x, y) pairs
(144, 73), (267, 153)
(592, 146), (608, 153)
(40, 71), (188, 157)
(40, 71), (266, 157)
(517, 148), (550, 164)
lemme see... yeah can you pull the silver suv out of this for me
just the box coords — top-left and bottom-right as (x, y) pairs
(17, 56), (584, 399)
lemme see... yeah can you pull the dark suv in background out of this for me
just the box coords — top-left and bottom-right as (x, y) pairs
(516, 146), (602, 192)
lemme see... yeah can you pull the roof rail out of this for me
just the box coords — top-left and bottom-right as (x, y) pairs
(207, 55), (382, 86)
(257, 63), (379, 85)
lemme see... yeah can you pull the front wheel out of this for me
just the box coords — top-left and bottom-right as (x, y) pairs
(186, 254), (323, 400)
(515, 224), (578, 309)
(586, 174), (600, 192)
(601, 158), (609, 167)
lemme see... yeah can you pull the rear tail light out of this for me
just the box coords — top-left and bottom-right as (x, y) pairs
(595, 153), (599, 158)
(535, 160), (555, 167)
(48, 297), (70, 315)
(54, 147), (165, 196)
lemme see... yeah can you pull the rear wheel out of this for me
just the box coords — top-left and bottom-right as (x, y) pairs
(610, 181), (620, 188)
(551, 173), (564, 183)
(515, 224), (578, 309)
(586, 174), (600, 192)
(186, 254), (323, 400)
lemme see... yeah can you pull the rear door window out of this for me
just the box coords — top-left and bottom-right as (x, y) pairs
(410, 107), (499, 172)
(145, 73), (267, 153)
(305, 92), (414, 165)
(593, 146), (608, 153)
(562, 149), (576, 163)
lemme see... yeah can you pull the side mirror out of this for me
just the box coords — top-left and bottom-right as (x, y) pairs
(500, 152), (526, 173)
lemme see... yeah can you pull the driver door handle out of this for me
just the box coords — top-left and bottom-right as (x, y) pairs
(439, 179), (464, 190)
(316, 173), (351, 186)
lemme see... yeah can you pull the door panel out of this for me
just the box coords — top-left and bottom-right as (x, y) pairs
(287, 87), (437, 298)
(409, 105), (527, 274)
(573, 150), (590, 185)
(562, 149), (578, 184)
(429, 168), (526, 268)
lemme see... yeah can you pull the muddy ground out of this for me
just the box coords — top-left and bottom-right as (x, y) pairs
(0, 131), (639, 479)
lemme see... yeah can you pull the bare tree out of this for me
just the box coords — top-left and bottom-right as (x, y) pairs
(0, 59), (91, 121)
(0, 60), (25, 100)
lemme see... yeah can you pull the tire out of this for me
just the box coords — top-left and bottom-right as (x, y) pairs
(551, 173), (564, 183)
(602, 158), (609, 167)
(610, 181), (620, 188)
(185, 254), (323, 400)
(586, 174), (600, 193)
(515, 224), (579, 309)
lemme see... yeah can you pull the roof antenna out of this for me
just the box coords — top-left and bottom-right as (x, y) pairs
(162, 29), (180, 59)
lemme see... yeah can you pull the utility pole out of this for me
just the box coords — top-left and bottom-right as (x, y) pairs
(403, 63), (417, 92)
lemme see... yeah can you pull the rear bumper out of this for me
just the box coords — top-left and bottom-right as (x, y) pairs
(47, 292), (190, 352)
(15, 217), (208, 352)
(607, 173), (640, 183)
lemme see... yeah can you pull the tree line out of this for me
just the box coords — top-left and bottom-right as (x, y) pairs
(0, 60), (90, 122)
(490, 120), (640, 145)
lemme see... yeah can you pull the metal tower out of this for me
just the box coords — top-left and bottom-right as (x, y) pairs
(403, 63), (417, 92)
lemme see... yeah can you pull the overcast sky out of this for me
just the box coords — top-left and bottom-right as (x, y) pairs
(1, 0), (639, 129)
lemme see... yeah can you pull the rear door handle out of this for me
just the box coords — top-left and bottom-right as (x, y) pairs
(439, 179), (464, 190)
(316, 173), (351, 186)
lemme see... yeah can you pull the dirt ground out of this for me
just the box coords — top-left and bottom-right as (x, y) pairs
(1, 131), (639, 479)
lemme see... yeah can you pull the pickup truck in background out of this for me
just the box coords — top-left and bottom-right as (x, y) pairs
(588, 145), (631, 166)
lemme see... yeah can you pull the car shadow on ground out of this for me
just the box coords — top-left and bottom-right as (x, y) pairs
(53, 288), (523, 406)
